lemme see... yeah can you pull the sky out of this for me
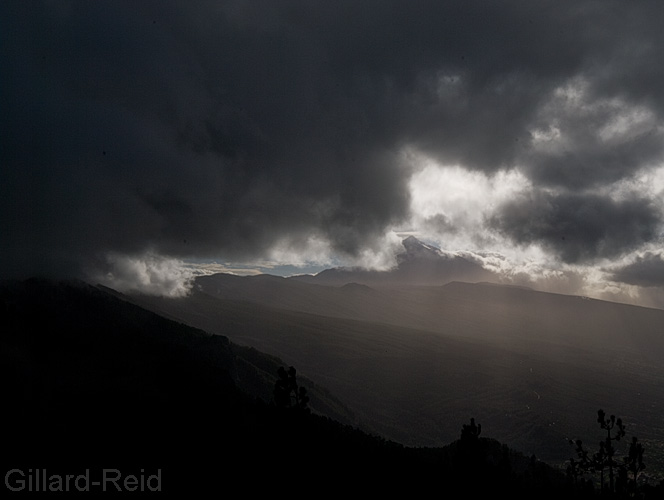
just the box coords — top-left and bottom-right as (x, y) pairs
(2, 1), (664, 307)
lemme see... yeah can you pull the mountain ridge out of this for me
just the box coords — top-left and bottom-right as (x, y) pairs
(291, 236), (497, 286)
(131, 272), (664, 476)
(4, 277), (664, 493)
(2, 277), (598, 497)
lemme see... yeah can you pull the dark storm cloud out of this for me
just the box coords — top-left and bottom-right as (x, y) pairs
(521, 78), (664, 189)
(611, 252), (664, 288)
(489, 192), (661, 264)
(2, 0), (664, 278)
(523, 128), (664, 190)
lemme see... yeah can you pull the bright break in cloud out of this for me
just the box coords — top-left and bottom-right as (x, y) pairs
(1, 1), (663, 305)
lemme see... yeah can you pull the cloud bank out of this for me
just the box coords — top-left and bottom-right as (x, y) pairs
(2, 1), (664, 302)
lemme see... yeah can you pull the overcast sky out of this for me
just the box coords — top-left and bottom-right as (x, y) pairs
(2, 1), (664, 306)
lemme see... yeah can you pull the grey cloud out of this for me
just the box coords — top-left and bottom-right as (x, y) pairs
(2, 1), (664, 279)
(582, 2), (664, 118)
(489, 192), (661, 263)
(610, 252), (664, 288)
(523, 129), (664, 190)
(0, 1), (413, 277)
(522, 81), (664, 189)
(422, 214), (458, 236)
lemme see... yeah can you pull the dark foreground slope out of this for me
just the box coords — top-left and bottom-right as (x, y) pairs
(0, 278), (603, 498)
(134, 274), (664, 477)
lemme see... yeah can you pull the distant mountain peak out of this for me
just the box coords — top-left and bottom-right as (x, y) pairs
(290, 236), (495, 286)
(397, 236), (445, 264)
(340, 282), (375, 292)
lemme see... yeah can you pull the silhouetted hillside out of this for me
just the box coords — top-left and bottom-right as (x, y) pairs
(3, 279), (662, 497)
(0, 279), (364, 493)
(133, 273), (664, 478)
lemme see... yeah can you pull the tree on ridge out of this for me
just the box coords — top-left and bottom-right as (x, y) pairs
(274, 366), (309, 411)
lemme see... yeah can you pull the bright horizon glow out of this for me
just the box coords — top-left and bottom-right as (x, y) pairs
(92, 151), (664, 309)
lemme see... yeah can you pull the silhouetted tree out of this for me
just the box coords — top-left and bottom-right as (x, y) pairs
(568, 438), (593, 485)
(597, 408), (626, 493)
(624, 436), (646, 496)
(568, 408), (648, 497)
(273, 366), (309, 411)
(458, 417), (484, 473)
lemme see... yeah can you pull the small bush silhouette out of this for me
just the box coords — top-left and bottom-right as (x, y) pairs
(273, 366), (309, 411)
(460, 417), (482, 441)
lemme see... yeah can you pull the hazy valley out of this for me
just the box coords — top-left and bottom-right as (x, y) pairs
(4, 271), (663, 496)
(128, 244), (664, 478)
